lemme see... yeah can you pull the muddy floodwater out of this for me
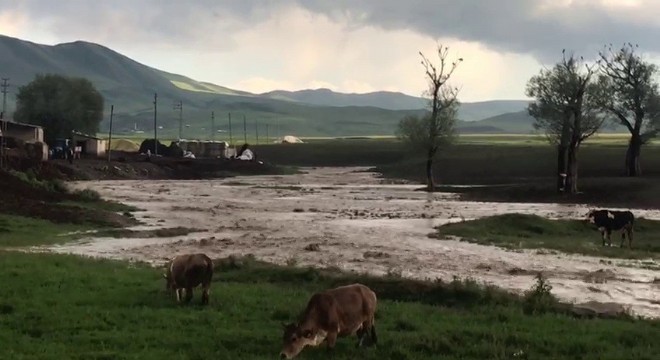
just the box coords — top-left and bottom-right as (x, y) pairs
(48, 167), (660, 318)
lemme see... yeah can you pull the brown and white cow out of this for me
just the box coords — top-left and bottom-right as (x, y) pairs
(279, 283), (378, 359)
(163, 253), (214, 305)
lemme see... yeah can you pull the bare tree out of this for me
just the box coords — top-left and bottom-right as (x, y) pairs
(597, 43), (660, 176)
(397, 44), (462, 191)
(526, 51), (604, 194)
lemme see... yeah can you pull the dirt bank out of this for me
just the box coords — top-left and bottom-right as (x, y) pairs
(44, 167), (660, 318)
(7, 152), (294, 182)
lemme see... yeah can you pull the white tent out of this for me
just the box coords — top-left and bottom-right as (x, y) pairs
(281, 135), (304, 144)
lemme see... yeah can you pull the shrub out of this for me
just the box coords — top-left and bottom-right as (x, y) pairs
(73, 188), (101, 202)
(523, 273), (558, 315)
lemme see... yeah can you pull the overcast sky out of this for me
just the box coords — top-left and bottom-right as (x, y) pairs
(2, 0), (660, 102)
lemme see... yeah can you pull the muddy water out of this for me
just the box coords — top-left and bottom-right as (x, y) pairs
(48, 167), (660, 318)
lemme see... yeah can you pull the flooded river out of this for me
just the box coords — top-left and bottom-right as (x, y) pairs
(46, 167), (660, 318)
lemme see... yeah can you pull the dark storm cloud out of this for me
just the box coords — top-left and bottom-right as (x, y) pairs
(294, 0), (660, 61)
(2, 0), (659, 61)
(0, 0), (285, 49)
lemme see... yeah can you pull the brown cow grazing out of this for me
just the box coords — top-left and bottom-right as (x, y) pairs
(279, 283), (377, 359)
(163, 253), (214, 305)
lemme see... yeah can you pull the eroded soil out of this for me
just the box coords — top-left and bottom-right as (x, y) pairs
(45, 167), (660, 318)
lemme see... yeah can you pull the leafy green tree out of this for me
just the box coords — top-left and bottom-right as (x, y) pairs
(526, 51), (604, 194)
(397, 44), (462, 191)
(597, 43), (660, 176)
(14, 74), (104, 144)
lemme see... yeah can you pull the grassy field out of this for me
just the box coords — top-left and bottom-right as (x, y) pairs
(253, 136), (660, 208)
(0, 252), (658, 360)
(434, 214), (660, 260)
(0, 214), (93, 247)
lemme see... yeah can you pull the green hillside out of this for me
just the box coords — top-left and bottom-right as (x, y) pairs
(459, 110), (629, 135)
(0, 34), (531, 138)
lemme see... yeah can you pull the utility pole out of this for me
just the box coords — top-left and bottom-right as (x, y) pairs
(1, 78), (9, 169)
(243, 115), (247, 144)
(277, 117), (280, 142)
(255, 118), (259, 145)
(1, 78), (7, 116)
(211, 111), (215, 141)
(153, 92), (158, 156)
(173, 100), (183, 140)
(228, 112), (233, 145)
(107, 105), (114, 162)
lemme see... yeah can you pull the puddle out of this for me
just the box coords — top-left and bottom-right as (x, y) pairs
(40, 166), (660, 318)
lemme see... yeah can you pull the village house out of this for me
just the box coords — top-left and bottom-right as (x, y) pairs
(71, 131), (107, 158)
(0, 118), (44, 143)
(0, 118), (48, 161)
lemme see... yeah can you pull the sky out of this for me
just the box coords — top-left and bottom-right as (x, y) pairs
(1, 0), (660, 102)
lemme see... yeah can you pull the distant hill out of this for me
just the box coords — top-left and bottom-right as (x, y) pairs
(458, 110), (629, 135)
(460, 111), (536, 134)
(0, 34), (531, 138)
(261, 88), (426, 110)
(261, 88), (529, 121)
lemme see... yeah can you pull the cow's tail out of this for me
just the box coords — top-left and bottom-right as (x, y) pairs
(370, 323), (377, 345)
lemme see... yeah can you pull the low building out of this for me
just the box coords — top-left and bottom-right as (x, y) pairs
(177, 140), (231, 158)
(0, 118), (44, 143)
(0, 119), (48, 161)
(71, 131), (107, 158)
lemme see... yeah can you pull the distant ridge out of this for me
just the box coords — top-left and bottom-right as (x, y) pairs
(0, 34), (532, 137)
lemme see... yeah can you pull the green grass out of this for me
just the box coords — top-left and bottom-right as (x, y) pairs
(0, 214), (92, 247)
(434, 214), (660, 259)
(0, 252), (658, 359)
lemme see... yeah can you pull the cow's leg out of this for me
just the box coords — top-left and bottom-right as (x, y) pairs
(600, 230), (607, 246)
(607, 230), (612, 247)
(628, 226), (634, 249)
(356, 327), (366, 348)
(201, 284), (210, 305)
(175, 288), (182, 303)
(326, 328), (338, 350)
(361, 317), (377, 347)
(185, 287), (193, 303)
(619, 229), (626, 248)
(370, 322), (377, 346)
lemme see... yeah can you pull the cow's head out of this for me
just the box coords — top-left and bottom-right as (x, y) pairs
(585, 209), (597, 223)
(279, 322), (317, 359)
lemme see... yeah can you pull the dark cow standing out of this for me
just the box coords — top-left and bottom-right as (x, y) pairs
(586, 209), (634, 248)
(163, 253), (214, 305)
(280, 283), (378, 359)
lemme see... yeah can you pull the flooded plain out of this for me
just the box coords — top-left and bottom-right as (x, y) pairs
(46, 167), (660, 318)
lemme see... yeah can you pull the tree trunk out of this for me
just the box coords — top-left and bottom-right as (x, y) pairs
(565, 144), (579, 194)
(556, 144), (568, 193)
(426, 154), (435, 192)
(625, 133), (642, 176)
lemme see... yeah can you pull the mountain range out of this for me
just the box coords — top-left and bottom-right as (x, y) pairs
(0, 34), (538, 138)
